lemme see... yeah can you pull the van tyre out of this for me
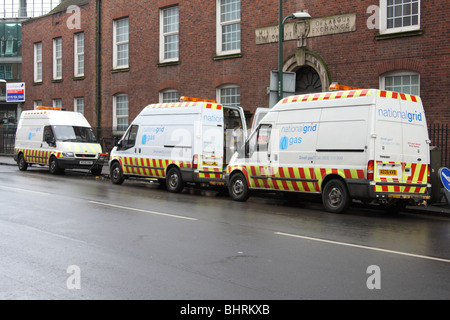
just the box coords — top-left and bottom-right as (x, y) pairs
(18, 154), (28, 171)
(110, 162), (125, 185)
(322, 179), (350, 213)
(229, 172), (250, 202)
(49, 157), (63, 175)
(166, 167), (184, 193)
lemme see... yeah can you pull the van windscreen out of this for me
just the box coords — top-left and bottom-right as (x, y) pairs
(53, 126), (97, 143)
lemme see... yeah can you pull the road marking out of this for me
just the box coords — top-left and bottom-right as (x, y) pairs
(89, 201), (198, 221)
(275, 231), (450, 264)
(0, 185), (51, 196)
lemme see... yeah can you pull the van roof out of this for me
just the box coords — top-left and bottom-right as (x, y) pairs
(20, 110), (91, 127)
(144, 101), (223, 110)
(276, 89), (421, 109)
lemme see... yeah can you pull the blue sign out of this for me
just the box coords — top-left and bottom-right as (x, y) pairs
(439, 167), (450, 192)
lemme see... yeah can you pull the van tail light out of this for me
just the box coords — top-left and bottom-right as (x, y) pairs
(193, 155), (198, 169)
(427, 165), (431, 184)
(367, 160), (374, 180)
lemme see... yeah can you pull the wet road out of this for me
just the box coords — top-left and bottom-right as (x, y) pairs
(0, 164), (449, 300)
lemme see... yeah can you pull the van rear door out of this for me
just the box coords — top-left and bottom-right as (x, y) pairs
(399, 96), (429, 195)
(198, 104), (224, 180)
(374, 92), (405, 194)
(374, 91), (429, 196)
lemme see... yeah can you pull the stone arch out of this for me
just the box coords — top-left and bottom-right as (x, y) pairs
(284, 48), (331, 94)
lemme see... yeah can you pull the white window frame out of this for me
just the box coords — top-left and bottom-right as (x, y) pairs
(380, 0), (420, 35)
(216, 0), (241, 56)
(74, 33), (85, 77)
(159, 6), (179, 63)
(380, 71), (420, 96)
(34, 42), (42, 82)
(113, 94), (129, 133)
(53, 99), (62, 109)
(53, 38), (62, 80)
(216, 84), (241, 107)
(74, 97), (85, 114)
(34, 100), (43, 109)
(113, 18), (129, 69)
(159, 89), (179, 103)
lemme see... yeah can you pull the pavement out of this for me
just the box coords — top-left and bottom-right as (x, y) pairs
(1, 154), (449, 218)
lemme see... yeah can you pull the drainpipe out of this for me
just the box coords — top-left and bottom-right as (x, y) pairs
(95, 0), (102, 139)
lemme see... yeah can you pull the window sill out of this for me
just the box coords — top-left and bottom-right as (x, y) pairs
(111, 67), (130, 74)
(73, 76), (85, 81)
(33, 82), (43, 86)
(213, 53), (243, 61)
(157, 61), (180, 67)
(376, 29), (424, 40)
(52, 79), (63, 83)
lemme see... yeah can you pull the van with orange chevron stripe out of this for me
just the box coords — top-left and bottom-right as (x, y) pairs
(14, 107), (104, 175)
(226, 87), (431, 213)
(109, 96), (247, 192)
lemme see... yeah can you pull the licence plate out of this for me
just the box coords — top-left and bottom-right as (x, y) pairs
(203, 161), (218, 166)
(379, 169), (397, 176)
(80, 161), (94, 165)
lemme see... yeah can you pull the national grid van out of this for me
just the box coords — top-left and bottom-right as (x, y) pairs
(109, 97), (247, 192)
(225, 88), (431, 213)
(14, 107), (104, 175)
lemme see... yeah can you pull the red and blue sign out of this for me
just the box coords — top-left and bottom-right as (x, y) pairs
(6, 82), (25, 102)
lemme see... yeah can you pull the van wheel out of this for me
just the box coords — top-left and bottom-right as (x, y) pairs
(18, 154), (28, 171)
(49, 157), (63, 175)
(110, 162), (125, 185)
(229, 172), (250, 202)
(166, 168), (184, 193)
(322, 179), (350, 213)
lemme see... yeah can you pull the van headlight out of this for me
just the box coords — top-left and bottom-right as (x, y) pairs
(63, 152), (75, 158)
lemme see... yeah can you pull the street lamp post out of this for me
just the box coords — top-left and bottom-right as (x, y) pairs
(278, 11), (311, 102)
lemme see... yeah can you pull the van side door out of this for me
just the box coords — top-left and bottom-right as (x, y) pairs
(41, 125), (56, 165)
(273, 108), (321, 193)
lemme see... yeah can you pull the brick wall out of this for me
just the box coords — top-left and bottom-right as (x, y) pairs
(22, 2), (97, 126)
(21, 0), (450, 136)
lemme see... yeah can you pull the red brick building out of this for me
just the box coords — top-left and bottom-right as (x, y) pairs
(21, 0), (450, 140)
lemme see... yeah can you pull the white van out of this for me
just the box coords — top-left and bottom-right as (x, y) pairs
(14, 107), (104, 175)
(251, 107), (270, 132)
(109, 97), (247, 192)
(226, 89), (431, 213)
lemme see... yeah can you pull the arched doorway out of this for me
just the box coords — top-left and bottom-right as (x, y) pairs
(284, 49), (330, 94)
(295, 66), (322, 94)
